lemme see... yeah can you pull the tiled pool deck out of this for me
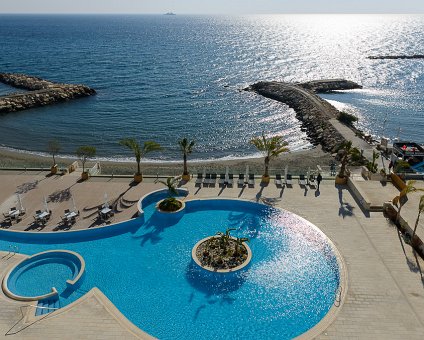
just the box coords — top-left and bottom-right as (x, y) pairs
(0, 170), (424, 339)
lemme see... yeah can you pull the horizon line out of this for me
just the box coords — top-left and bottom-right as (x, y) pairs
(1, 12), (424, 15)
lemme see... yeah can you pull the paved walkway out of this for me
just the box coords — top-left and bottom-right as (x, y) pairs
(0, 172), (424, 339)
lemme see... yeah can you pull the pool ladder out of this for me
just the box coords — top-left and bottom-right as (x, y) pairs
(1, 245), (19, 260)
(334, 286), (343, 307)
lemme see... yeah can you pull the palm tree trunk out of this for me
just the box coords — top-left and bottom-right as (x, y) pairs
(264, 157), (270, 177)
(52, 154), (56, 166)
(137, 161), (141, 175)
(183, 153), (188, 175)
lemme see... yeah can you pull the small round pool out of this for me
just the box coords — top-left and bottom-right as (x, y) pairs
(3, 250), (85, 301)
(0, 193), (344, 339)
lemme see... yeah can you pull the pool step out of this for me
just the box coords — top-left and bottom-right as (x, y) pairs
(35, 297), (60, 316)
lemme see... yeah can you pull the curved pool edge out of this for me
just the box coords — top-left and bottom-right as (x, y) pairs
(0, 216), (143, 243)
(2, 250), (86, 302)
(294, 229), (348, 340)
(1, 194), (347, 339)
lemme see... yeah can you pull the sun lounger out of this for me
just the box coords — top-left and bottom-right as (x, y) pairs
(227, 174), (234, 186)
(195, 173), (203, 185)
(299, 174), (307, 186)
(308, 174), (316, 188)
(285, 174), (293, 185)
(275, 174), (282, 186)
(248, 174), (255, 186)
(219, 174), (226, 186)
(203, 174), (211, 186)
(237, 174), (245, 187)
(210, 173), (217, 186)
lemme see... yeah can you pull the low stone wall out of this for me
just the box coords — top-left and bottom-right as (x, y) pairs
(0, 73), (96, 114)
(245, 80), (362, 153)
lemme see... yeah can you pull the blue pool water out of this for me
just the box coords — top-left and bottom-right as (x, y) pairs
(0, 195), (340, 339)
(11, 259), (74, 297)
(412, 161), (424, 173)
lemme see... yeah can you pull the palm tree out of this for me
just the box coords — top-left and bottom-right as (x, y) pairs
(337, 141), (360, 179)
(412, 195), (424, 240)
(178, 138), (195, 178)
(250, 133), (289, 180)
(155, 177), (179, 197)
(392, 180), (424, 224)
(76, 145), (96, 174)
(119, 138), (162, 180)
(155, 177), (182, 212)
(47, 139), (61, 167)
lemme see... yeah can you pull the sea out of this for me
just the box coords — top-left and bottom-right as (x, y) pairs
(0, 14), (423, 162)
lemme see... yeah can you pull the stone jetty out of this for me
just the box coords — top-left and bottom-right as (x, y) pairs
(0, 73), (96, 114)
(368, 55), (424, 60)
(245, 79), (362, 153)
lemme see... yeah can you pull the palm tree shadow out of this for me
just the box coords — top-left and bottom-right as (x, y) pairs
(396, 228), (424, 285)
(255, 185), (265, 202)
(337, 187), (355, 218)
(238, 185), (245, 198)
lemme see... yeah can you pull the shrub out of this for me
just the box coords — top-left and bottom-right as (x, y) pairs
(338, 111), (358, 126)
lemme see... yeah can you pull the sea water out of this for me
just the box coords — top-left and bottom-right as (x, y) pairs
(0, 14), (423, 161)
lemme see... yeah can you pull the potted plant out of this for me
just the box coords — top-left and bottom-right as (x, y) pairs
(76, 145), (96, 180)
(335, 141), (360, 184)
(250, 132), (289, 183)
(47, 139), (61, 174)
(155, 177), (183, 212)
(119, 138), (162, 183)
(366, 150), (379, 179)
(178, 137), (195, 181)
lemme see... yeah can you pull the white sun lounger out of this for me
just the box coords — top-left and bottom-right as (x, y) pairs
(285, 174), (293, 185)
(248, 174), (255, 186)
(237, 174), (245, 187)
(308, 174), (316, 188)
(275, 174), (282, 186)
(299, 174), (307, 186)
(227, 174), (234, 186)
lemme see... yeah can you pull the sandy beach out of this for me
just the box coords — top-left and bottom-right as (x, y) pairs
(0, 146), (334, 176)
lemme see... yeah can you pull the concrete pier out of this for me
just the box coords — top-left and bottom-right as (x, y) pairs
(245, 79), (362, 153)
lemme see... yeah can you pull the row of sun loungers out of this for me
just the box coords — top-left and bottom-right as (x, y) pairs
(196, 173), (255, 187)
(275, 174), (317, 188)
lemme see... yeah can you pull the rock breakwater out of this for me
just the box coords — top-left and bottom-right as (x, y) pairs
(0, 73), (96, 114)
(368, 55), (424, 60)
(245, 79), (362, 153)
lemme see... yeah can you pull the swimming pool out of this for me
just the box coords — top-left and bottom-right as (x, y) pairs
(0, 191), (343, 339)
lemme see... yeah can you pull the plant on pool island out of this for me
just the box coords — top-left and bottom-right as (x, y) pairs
(155, 177), (183, 212)
(76, 145), (96, 177)
(196, 228), (250, 270)
(178, 137), (195, 180)
(119, 138), (162, 182)
(250, 132), (289, 182)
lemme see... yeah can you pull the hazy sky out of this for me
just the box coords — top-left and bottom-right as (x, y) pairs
(1, 0), (423, 14)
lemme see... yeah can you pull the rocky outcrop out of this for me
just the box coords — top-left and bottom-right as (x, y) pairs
(368, 55), (424, 60)
(299, 79), (362, 93)
(0, 73), (96, 114)
(245, 79), (362, 153)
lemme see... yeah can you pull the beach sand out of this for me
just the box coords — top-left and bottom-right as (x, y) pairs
(0, 146), (334, 176)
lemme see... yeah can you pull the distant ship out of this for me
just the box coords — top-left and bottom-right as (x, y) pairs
(164, 12), (176, 15)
